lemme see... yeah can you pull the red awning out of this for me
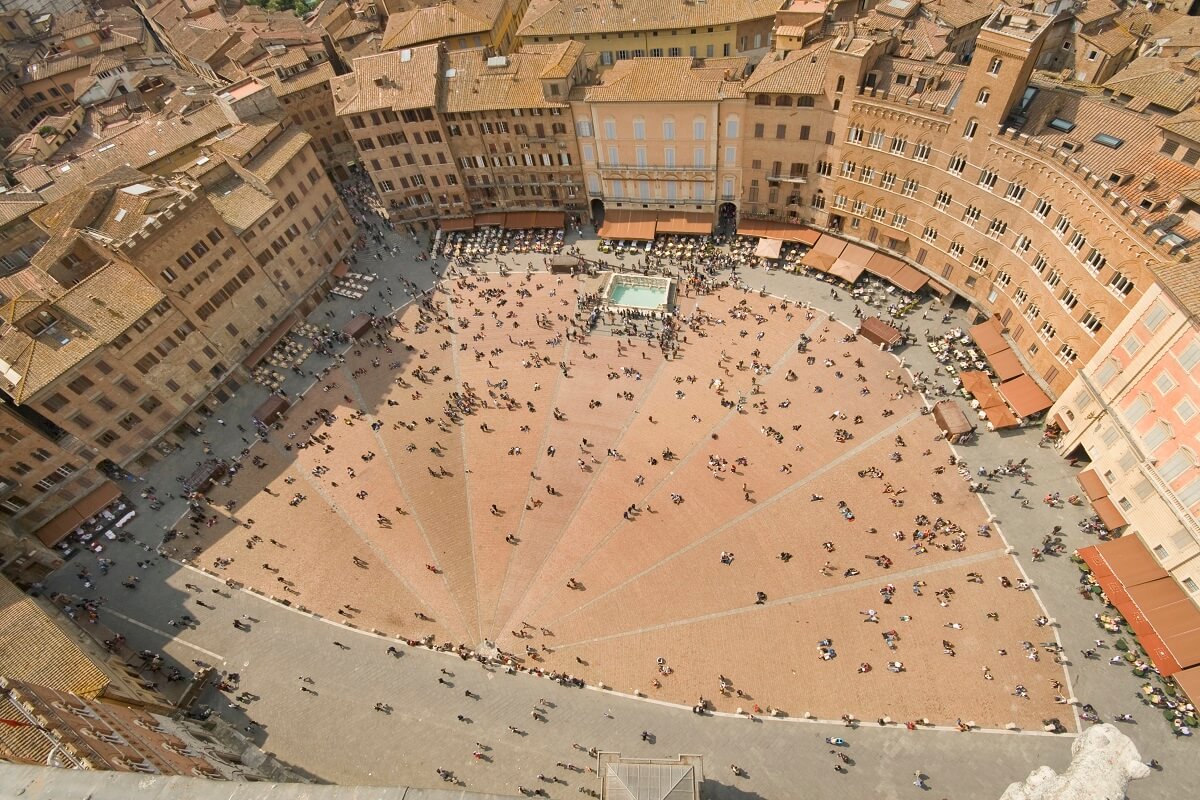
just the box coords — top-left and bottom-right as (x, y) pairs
(889, 263), (928, 293)
(242, 313), (300, 367)
(737, 219), (820, 244)
(1077, 469), (1109, 501)
(1092, 496), (1128, 530)
(440, 216), (475, 232)
(864, 251), (903, 280)
(656, 211), (712, 235)
(36, 481), (125, 546)
(504, 211), (537, 230)
(599, 209), (658, 241)
(475, 212), (505, 226)
(1000, 374), (1053, 417)
(1174, 664), (1200, 706)
(970, 318), (1009, 355)
(927, 279), (954, 298)
(531, 211), (565, 229)
(802, 234), (846, 272)
(988, 348), (1025, 382)
(1078, 537), (1200, 676)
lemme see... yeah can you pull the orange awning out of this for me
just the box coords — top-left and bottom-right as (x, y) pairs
(475, 212), (505, 226)
(1077, 469), (1109, 501)
(981, 402), (1020, 429)
(1000, 374), (1053, 417)
(988, 348), (1025, 381)
(1078, 537), (1200, 676)
(737, 219), (820, 244)
(242, 313), (300, 367)
(827, 242), (871, 283)
(531, 211), (565, 229)
(864, 251), (904, 280)
(960, 370), (1020, 429)
(656, 211), (712, 235)
(1173, 664), (1200, 706)
(890, 263), (928, 293)
(440, 216), (475, 232)
(802, 234), (846, 272)
(331, 261), (350, 278)
(970, 318), (1009, 355)
(599, 209), (657, 241)
(927, 279), (954, 298)
(1092, 496), (1128, 531)
(504, 211), (537, 229)
(36, 481), (125, 546)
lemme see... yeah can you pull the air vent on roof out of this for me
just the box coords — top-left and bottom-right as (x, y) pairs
(1060, 139), (1081, 152)
(487, 56), (509, 68)
(1139, 173), (1157, 190)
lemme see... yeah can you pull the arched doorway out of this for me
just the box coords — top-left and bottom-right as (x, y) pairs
(718, 202), (737, 234)
(590, 198), (605, 229)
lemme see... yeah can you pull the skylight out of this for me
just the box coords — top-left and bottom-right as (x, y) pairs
(1047, 117), (1075, 132)
(1092, 133), (1124, 149)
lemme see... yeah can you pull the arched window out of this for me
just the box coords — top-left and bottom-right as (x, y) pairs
(963, 118), (979, 139)
(798, 96), (815, 107)
(754, 95), (770, 105)
(663, 118), (675, 140)
(632, 117), (646, 140)
(725, 115), (739, 139)
(775, 95), (792, 107)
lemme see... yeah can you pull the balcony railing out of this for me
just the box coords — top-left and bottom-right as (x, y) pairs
(598, 164), (716, 173)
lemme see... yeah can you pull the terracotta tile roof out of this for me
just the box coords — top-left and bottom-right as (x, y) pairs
(258, 60), (336, 96)
(206, 177), (275, 231)
(1154, 15), (1200, 48)
(1080, 25), (1136, 57)
(337, 17), (379, 41)
(0, 577), (109, 698)
(381, 2), (494, 51)
(920, 0), (990, 31)
(332, 45), (441, 114)
(1074, 0), (1120, 26)
(584, 56), (747, 103)
(0, 693), (54, 765)
(0, 194), (45, 228)
(518, 0), (781, 37)
(1159, 105), (1200, 142)
(243, 125), (312, 182)
(0, 258), (164, 402)
(1103, 58), (1200, 112)
(1115, 4), (1180, 41)
(742, 41), (830, 95)
(537, 40), (585, 79)
(871, 56), (967, 106)
(20, 54), (89, 84)
(21, 105), (230, 202)
(443, 45), (579, 113)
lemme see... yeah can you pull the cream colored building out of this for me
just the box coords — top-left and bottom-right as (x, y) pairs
(574, 56), (748, 231)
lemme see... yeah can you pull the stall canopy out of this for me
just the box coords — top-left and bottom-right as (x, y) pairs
(1092, 497), (1129, 531)
(999, 374), (1053, 417)
(656, 211), (712, 235)
(598, 209), (658, 241)
(503, 211), (537, 230)
(932, 400), (973, 438)
(988, 348), (1025, 382)
(440, 216), (475, 232)
(754, 238), (783, 259)
(858, 316), (902, 347)
(242, 314), (299, 367)
(1079, 536), (1200, 676)
(970, 318), (1009, 355)
(802, 234), (846, 272)
(475, 212), (505, 226)
(927, 279), (954, 298)
(737, 219), (820, 244)
(35, 481), (124, 546)
(343, 315), (373, 339)
(827, 242), (872, 283)
(182, 459), (228, 495)
(252, 394), (290, 426)
(531, 211), (565, 229)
